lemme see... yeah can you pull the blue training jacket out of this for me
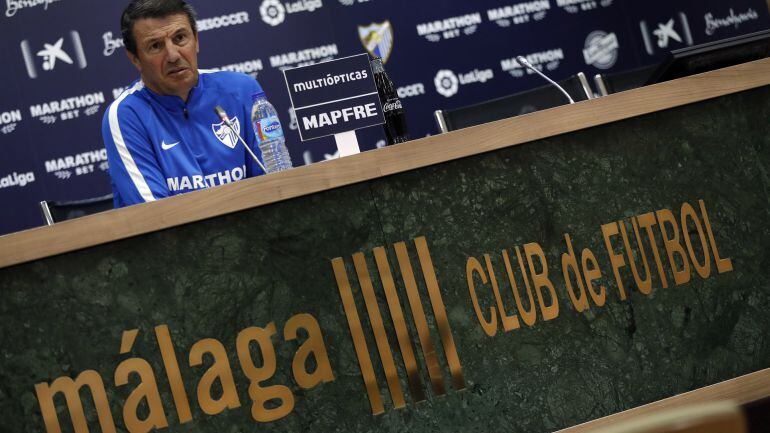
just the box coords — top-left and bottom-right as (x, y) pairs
(101, 70), (266, 208)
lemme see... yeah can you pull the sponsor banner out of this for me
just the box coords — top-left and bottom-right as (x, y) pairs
(1, 0), (769, 236)
(704, 8), (761, 36)
(501, 48), (564, 78)
(583, 30), (619, 69)
(197, 11), (250, 32)
(487, 0), (551, 28)
(44, 149), (109, 180)
(28, 91), (105, 125)
(102, 11), (251, 57)
(270, 44), (339, 70)
(338, 0), (371, 6)
(0, 170), (35, 189)
(210, 58), (264, 79)
(434, 68), (494, 98)
(416, 12), (483, 42)
(260, 0), (323, 27)
(20, 30), (87, 79)
(639, 13), (693, 56)
(102, 31), (124, 57)
(0, 109), (22, 135)
(284, 53), (384, 140)
(556, 0), (614, 14)
(396, 83), (426, 99)
(4, 0), (61, 18)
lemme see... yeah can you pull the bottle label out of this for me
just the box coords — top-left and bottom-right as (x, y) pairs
(257, 116), (284, 141)
(383, 99), (403, 112)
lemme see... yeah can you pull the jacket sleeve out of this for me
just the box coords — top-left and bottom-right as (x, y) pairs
(102, 102), (170, 208)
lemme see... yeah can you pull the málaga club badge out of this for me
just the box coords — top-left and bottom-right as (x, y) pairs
(358, 21), (394, 64)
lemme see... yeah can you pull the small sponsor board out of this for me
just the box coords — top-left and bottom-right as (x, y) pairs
(283, 53), (384, 142)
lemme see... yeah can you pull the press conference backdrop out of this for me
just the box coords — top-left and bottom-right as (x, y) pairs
(1, 0), (768, 235)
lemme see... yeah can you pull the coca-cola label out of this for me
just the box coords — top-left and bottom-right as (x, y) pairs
(383, 100), (402, 112)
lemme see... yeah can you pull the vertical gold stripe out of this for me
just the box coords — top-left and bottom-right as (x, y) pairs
(353, 253), (406, 409)
(394, 241), (446, 396)
(331, 257), (385, 415)
(373, 247), (427, 403)
(414, 237), (466, 391)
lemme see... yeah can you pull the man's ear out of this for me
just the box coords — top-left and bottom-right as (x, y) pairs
(126, 50), (142, 72)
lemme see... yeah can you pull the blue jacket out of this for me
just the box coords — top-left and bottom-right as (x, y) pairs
(102, 70), (265, 208)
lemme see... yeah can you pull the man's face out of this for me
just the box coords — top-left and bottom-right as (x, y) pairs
(127, 13), (199, 101)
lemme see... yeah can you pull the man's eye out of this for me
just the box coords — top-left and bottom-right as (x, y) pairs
(174, 34), (188, 44)
(148, 42), (161, 52)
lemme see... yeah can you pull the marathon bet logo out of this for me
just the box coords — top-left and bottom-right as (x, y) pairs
(45, 149), (108, 180)
(0, 171), (35, 190)
(416, 12), (483, 42)
(269, 43), (338, 69)
(29, 91), (105, 125)
(488, 0), (550, 28)
(557, 0), (613, 14)
(20, 30), (87, 79)
(211, 58), (264, 79)
(583, 30), (618, 70)
(705, 8), (759, 36)
(434, 68), (494, 98)
(5, 0), (60, 18)
(501, 48), (564, 78)
(0, 109), (22, 135)
(260, 0), (322, 26)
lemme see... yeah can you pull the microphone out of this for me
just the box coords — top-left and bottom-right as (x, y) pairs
(516, 56), (575, 104)
(213, 106), (268, 174)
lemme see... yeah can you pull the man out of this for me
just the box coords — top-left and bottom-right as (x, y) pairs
(102, 0), (265, 208)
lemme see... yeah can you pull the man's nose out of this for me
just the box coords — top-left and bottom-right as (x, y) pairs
(165, 41), (181, 62)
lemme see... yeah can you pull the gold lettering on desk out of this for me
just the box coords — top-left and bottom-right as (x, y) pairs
(601, 200), (733, 296)
(34, 314), (334, 433)
(466, 243), (560, 336)
(332, 236), (466, 415)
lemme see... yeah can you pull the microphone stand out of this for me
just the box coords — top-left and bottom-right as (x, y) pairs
(516, 56), (575, 104)
(213, 106), (268, 174)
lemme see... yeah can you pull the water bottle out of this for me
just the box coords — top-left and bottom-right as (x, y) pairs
(251, 92), (292, 173)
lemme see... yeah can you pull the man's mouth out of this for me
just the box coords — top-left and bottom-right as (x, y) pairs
(167, 67), (189, 77)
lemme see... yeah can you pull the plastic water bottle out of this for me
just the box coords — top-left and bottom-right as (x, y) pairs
(251, 92), (292, 173)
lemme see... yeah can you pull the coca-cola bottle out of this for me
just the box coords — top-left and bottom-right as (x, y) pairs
(371, 57), (410, 145)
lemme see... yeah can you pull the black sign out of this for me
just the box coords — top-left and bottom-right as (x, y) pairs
(283, 54), (385, 141)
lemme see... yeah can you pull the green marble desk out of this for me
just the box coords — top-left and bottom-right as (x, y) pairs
(1, 59), (769, 433)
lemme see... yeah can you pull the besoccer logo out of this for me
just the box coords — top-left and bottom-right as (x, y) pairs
(260, 0), (286, 26)
(434, 69), (459, 98)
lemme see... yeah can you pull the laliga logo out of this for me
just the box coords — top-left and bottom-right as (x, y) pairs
(260, 0), (286, 26)
(434, 70), (459, 98)
(0, 171), (35, 190)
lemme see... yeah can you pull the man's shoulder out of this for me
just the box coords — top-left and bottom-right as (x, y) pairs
(105, 82), (149, 118)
